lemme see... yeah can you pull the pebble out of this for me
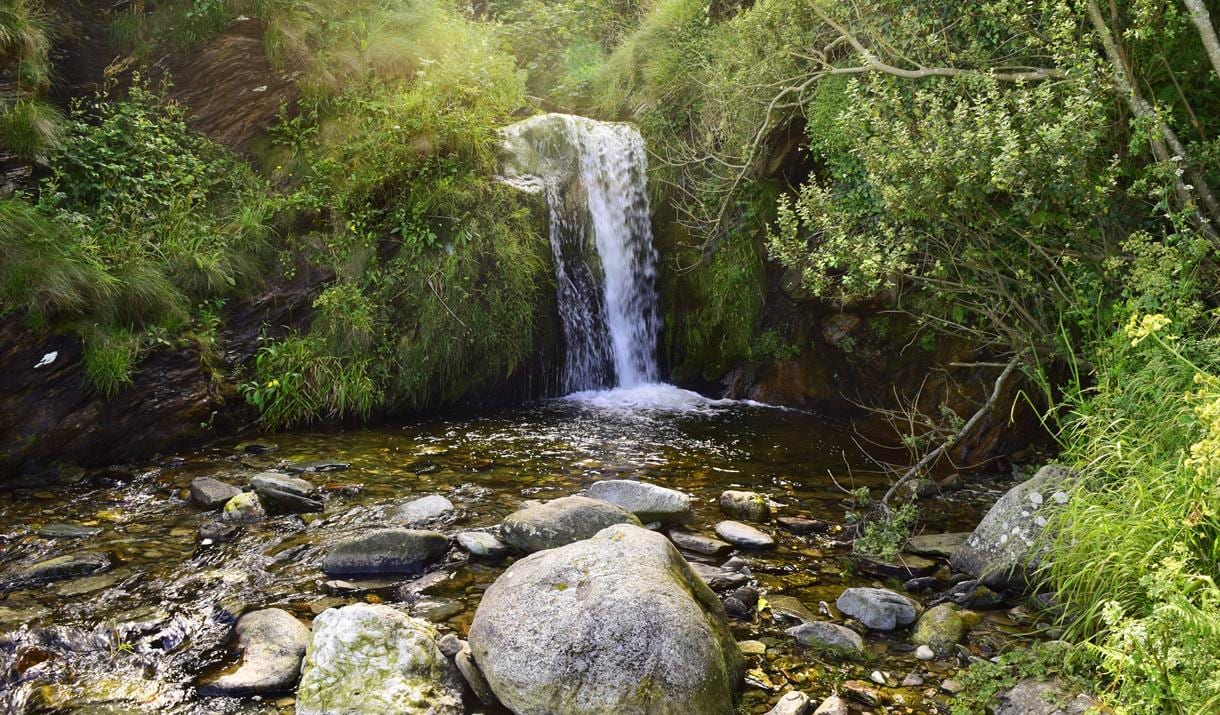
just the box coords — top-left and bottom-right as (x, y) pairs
(941, 678), (964, 694)
(901, 672), (924, 687)
(737, 640), (766, 655)
(915, 645), (935, 660)
(869, 671), (887, 686)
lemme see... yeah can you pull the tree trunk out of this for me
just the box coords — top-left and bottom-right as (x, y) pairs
(1184, 0), (1220, 81)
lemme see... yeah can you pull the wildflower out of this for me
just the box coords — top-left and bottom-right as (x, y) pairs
(1124, 313), (1171, 346)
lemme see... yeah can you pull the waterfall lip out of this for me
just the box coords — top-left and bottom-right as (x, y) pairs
(560, 382), (787, 415)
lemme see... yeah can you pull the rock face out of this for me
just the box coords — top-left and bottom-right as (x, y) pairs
(719, 490), (770, 522)
(835, 588), (918, 631)
(297, 603), (462, 715)
(911, 603), (965, 655)
(203, 608), (310, 696)
(397, 495), (455, 525)
(951, 465), (1074, 590)
(190, 477), (242, 510)
(994, 679), (1099, 715)
(786, 622), (864, 657)
(468, 524), (744, 715)
(499, 496), (641, 553)
(250, 472), (322, 513)
(714, 520), (775, 549)
(322, 529), (450, 577)
(587, 480), (693, 524)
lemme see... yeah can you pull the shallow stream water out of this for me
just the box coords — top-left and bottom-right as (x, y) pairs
(0, 386), (1044, 714)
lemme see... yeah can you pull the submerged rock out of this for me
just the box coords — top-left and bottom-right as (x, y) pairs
(951, 465), (1074, 590)
(587, 479), (693, 524)
(854, 553), (938, 580)
(189, 477), (242, 510)
(455, 531), (509, 559)
(786, 622), (865, 657)
(714, 520), (775, 549)
(835, 587), (918, 631)
(35, 523), (102, 539)
(250, 472), (322, 513)
(668, 529), (732, 556)
(7, 552), (111, 587)
(768, 595), (817, 624)
(297, 603), (462, 715)
(202, 608), (309, 696)
(719, 490), (770, 522)
(905, 532), (970, 558)
(775, 516), (836, 535)
(397, 495), (455, 525)
(469, 523), (744, 715)
(499, 495), (640, 553)
(911, 603), (965, 655)
(322, 529), (449, 577)
(221, 492), (265, 523)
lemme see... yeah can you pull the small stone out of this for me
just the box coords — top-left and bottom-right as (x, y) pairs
(765, 691), (812, 715)
(901, 672), (924, 687)
(190, 477), (243, 510)
(941, 678), (964, 694)
(842, 680), (885, 707)
(222, 492), (265, 523)
(719, 490), (770, 522)
(915, 645), (935, 660)
(786, 622), (865, 657)
(397, 495), (455, 525)
(714, 521), (775, 549)
(202, 608), (310, 696)
(668, 529), (733, 556)
(813, 695), (849, 715)
(455, 531), (509, 559)
(869, 671), (887, 686)
(437, 634), (463, 658)
(737, 640), (766, 655)
(199, 522), (239, 543)
(251, 473), (322, 514)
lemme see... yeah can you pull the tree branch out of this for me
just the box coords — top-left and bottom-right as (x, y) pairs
(1183, 0), (1220, 81)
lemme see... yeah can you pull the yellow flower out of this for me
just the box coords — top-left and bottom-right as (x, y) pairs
(1124, 313), (1171, 346)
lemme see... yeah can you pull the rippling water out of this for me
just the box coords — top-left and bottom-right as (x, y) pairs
(0, 395), (1032, 714)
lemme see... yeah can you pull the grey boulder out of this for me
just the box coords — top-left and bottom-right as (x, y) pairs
(322, 529), (449, 577)
(951, 465), (1075, 590)
(786, 622), (865, 657)
(397, 495), (455, 525)
(202, 608), (310, 696)
(835, 587), (918, 631)
(469, 524), (744, 715)
(587, 479), (693, 524)
(251, 472), (322, 513)
(297, 603), (462, 715)
(189, 477), (242, 510)
(714, 521), (775, 549)
(499, 495), (640, 553)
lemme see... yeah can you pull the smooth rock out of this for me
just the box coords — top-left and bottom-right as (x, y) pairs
(915, 645), (935, 660)
(905, 532), (970, 558)
(768, 595), (816, 624)
(322, 529), (449, 577)
(668, 529), (733, 556)
(689, 562), (749, 591)
(222, 492), (265, 523)
(994, 679), (1099, 715)
(36, 523), (102, 539)
(8, 552), (110, 587)
(297, 603), (462, 715)
(455, 531), (509, 559)
(786, 622), (865, 657)
(587, 479), (693, 524)
(714, 521), (775, 549)
(251, 472), (322, 513)
(869, 671), (887, 686)
(951, 465), (1075, 590)
(854, 553), (938, 580)
(719, 490), (770, 522)
(437, 633), (463, 658)
(813, 695), (849, 715)
(456, 643), (497, 705)
(836, 587), (918, 630)
(941, 678), (963, 694)
(902, 672), (924, 687)
(202, 608), (310, 696)
(500, 495), (640, 553)
(912, 603), (965, 654)
(775, 517), (836, 535)
(190, 477), (243, 510)
(397, 495), (455, 525)
(737, 640), (766, 655)
(199, 522), (239, 543)
(468, 523), (744, 715)
(765, 691), (812, 715)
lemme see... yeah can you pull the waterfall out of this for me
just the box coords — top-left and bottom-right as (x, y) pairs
(500, 114), (661, 393)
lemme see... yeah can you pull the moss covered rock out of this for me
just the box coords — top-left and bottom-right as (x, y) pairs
(911, 603), (965, 655)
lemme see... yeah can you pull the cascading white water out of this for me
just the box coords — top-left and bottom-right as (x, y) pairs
(500, 114), (661, 393)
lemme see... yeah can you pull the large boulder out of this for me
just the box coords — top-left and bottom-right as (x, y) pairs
(202, 608), (310, 696)
(468, 524), (744, 714)
(587, 480), (693, 524)
(297, 603), (462, 715)
(835, 588), (918, 631)
(322, 529), (450, 577)
(499, 496), (640, 553)
(951, 465), (1075, 590)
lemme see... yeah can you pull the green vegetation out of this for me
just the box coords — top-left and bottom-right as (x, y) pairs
(0, 0), (61, 158)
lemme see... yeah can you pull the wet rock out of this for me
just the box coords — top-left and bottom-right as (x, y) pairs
(714, 521), (775, 549)
(468, 524), (744, 715)
(587, 479), (693, 524)
(455, 531), (509, 559)
(199, 521), (239, 543)
(902, 672), (924, 687)
(940, 678), (964, 694)
(406, 459), (441, 475)
(854, 553), (938, 580)
(222, 492), (265, 522)
(411, 598), (464, 623)
(297, 603), (462, 715)
(321, 529), (449, 577)
(668, 529), (733, 556)
(951, 464), (1075, 590)
(947, 580), (1005, 609)
(723, 585), (759, 619)
(719, 490), (770, 522)
(767, 595), (816, 624)
(904, 576), (942, 593)
(786, 622), (864, 657)
(842, 680), (885, 707)
(813, 695), (849, 715)
(765, 691), (812, 715)
(737, 640), (766, 655)
(456, 642), (498, 705)
(55, 573), (119, 596)
(911, 603), (965, 655)
(915, 645), (935, 660)
(189, 477), (242, 510)
(905, 532), (970, 559)
(836, 587), (918, 631)
(36, 523), (102, 539)
(7, 552), (110, 587)
(869, 671), (888, 685)
(287, 460), (350, 474)
(995, 679), (1099, 715)
(438, 633), (463, 658)
(499, 495), (640, 553)
(397, 495), (455, 525)
(202, 608), (310, 696)
(250, 472), (322, 513)
(689, 562), (749, 591)
(776, 516), (836, 535)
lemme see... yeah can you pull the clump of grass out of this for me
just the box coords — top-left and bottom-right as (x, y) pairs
(82, 328), (140, 397)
